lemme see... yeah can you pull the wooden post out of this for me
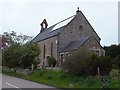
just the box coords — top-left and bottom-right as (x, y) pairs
(97, 67), (100, 77)
(31, 64), (34, 71)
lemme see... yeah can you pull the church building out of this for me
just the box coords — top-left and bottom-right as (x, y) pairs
(32, 8), (105, 67)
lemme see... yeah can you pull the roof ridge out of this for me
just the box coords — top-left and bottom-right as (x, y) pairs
(47, 15), (75, 30)
(54, 15), (75, 25)
(48, 15), (75, 32)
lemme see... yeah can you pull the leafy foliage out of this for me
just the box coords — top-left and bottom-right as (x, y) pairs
(3, 44), (23, 67)
(20, 43), (40, 69)
(62, 48), (93, 76)
(104, 44), (120, 69)
(3, 43), (40, 69)
(2, 31), (32, 50)
(48, 57), (57, 67)
(89, 55), (113, 75)
(104, 44), (120, 58)
(2, 31), (40, 69)
(62, 47), (117, 76)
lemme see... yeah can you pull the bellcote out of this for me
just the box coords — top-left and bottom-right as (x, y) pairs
(40, 19), (48, 33)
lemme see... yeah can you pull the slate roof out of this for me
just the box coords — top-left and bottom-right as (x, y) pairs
(32, 15), (75, 43)
(60, 37), (90, 52)
(32, 25), (65, 43)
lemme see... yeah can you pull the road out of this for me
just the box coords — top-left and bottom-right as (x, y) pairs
(2, 74), (59, 90)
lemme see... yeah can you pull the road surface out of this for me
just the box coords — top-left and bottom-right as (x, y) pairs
(2, 74), (59, 90)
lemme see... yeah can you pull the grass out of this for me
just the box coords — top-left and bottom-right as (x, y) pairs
(2, 69), (119, 88)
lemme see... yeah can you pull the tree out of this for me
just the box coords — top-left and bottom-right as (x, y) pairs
(3, 44), (23, 67)
(112, 55), (120, 69)
(2, 31), (40, 69)
(104, 44), (120, 58)
(103, 44), (120, 70)
(3, 43), (40, 69)
(20, 43), (40, 69)
(2, 31), (32, 50)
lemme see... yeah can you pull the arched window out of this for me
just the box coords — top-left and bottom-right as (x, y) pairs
(60, 53), (64, 66)
(43, 45), (45, 59)
(51, 43), (53, 57)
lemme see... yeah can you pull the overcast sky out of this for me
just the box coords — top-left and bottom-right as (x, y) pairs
(0, 0), (119, 46)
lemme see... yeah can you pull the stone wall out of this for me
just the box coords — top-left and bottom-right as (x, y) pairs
(37, 36), (58, 66)
(3, 67), (32, 75)
(57, 11), (104, 65)
(82, 37), (105, 56)
(16, 68), (32, 75)
(58, 11), (101, 52)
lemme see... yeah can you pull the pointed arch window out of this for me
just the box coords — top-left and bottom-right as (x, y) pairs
(51, 43), (53, 57)
(43, 45), (45, 59)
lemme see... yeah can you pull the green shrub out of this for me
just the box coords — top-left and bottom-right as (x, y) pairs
(48, 57), (56, 67)
(83, 76), (95, 87)
(62, 48), (93, 76)
(90, 55), (113, 75)
(62, 47), (114, 76)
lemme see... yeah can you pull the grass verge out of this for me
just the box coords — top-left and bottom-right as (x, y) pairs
(2, 69), (119, 88)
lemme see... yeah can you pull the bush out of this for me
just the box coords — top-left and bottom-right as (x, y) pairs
(83, 76), (96, 87)
(112, 55), (120, 69)
(62, 48), (114, 76)
(90, 55), (113, 75)
(48, 57), (57, 67)
(62, 48), (93, 76)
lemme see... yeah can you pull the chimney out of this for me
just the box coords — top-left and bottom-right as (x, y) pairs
(40, 19), (48, 33)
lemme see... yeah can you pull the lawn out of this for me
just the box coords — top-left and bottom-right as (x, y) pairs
(2, 69), (119, 88)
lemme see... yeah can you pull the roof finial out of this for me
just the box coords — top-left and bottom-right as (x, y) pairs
(76, 7), (80, 14)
